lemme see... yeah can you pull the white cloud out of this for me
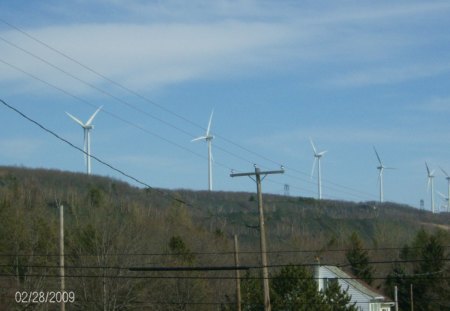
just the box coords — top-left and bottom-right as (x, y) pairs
(246, 125), (449, 152)
(0, 20), (296, 93)
(1, 0), (449, 94)
(0, 138), (42, 159)
(414, 97), (450, 112)
(327, 63), (450, 87)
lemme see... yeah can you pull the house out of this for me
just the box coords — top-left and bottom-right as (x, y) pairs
(315, 265), (395, 311)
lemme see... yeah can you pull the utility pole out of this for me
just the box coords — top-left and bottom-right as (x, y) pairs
(234, 235), (242, 311)
(231, 165), (284, 311)
(394, 286), (398, 311)
(59, 204), (65, 311)
(410, 284), (414, 311)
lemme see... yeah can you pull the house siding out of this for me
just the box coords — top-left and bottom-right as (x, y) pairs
(316, 266), (392, 311)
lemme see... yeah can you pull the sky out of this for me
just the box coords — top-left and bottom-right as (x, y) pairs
(0, 0), (450, 211)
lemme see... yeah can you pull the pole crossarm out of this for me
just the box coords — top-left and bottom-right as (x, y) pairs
(230, 169), (284, 178)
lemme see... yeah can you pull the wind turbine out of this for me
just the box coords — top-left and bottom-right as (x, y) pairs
(192, 110), (214, 191)
(440, 167), (450, 213)
(310, 138), (327, 200)
(373, 146), (394, 203)
(425, 162), (436, 214)
(66, 106), (103, 175)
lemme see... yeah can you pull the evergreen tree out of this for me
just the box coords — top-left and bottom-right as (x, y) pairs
(346, 232), (374, 285)
(385, 229), (450, 311)
(242, 265), (360, 311)
(323, 281), (358, 311)
(271, 265), (323, 311)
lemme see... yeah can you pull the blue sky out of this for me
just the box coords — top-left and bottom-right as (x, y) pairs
(1, 0), (450, 210)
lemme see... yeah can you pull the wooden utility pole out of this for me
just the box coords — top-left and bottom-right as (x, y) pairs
(59, 204), (65, 311)
(410, 283), (414, 311)
(234, 235), (242, 311)
(394, 286), (398, 311)
(231, 166), (284, 311)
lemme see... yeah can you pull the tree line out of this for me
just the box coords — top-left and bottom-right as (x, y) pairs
(0, 166), (448, 310)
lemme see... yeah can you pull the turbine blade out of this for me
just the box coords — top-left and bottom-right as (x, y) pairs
(86, 106), (103, 126)
(373, 146), (382, 166)
(437, 190), (447, 199)
(440, 167), (449, 177)
(206, 110), (214, 136)
(310, 138), (317, 155)
(425, 162), (431, 176)
(191, 136), (207, 142)
(311, 158), (317, 179)
(318, 150), (328, 156)
(66, 112), (85, 127)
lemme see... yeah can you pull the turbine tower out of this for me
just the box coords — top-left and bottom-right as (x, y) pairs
(373, 146), (394, 203)
(440, 167), (450, 213)
(66, 106), (103, 175)
(310, 138), (327, 200)
(425, 162), (435, 214)
(192, 110), (214, 191)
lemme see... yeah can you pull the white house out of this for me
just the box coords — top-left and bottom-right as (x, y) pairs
(315, 265), (395, 311)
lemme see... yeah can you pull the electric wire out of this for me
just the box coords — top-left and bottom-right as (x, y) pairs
(1, 258), (448, 271)
(0, 20), (380, 202)
(0, 98), (190, 207)
(1, 245), (448, 258)
(1, 273), (449, 281)
(0, 53), (371, 202)
(0, 57), (236, 176)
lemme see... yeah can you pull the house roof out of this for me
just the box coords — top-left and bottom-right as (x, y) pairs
(321, 265), (391, 302)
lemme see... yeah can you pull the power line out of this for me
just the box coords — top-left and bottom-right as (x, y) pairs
(1, 245), (448, 258)
(1, 273), (448, 281)
(0, 19), (381, 202)
(0, 52), (380, 202)
(0, 57), (235, 175)
(1, 258), (448, 271)
(0, 98), (189, 207)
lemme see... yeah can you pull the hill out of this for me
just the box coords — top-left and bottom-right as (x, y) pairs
(0, 166), (448, 310)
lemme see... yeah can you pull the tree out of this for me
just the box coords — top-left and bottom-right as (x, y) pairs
(386, 228), (450, 311)
(323, 280), (358, 311)
(346, 232), (374, 285)
(242, 265), (359, 311)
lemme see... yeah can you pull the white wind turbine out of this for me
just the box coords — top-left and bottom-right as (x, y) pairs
(66, 106), (103, 175)
(310, 138), (327, 200)
(373, 146), (394, 203)
(440, 167), (450, 213)
(425, 162), (436, 214)
(192, 110), (214, 191)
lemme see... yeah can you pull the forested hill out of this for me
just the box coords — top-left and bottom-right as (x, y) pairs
(0, 166), (449, 310)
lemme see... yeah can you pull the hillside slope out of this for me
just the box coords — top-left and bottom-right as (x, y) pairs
(0, 166), (448, 310)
